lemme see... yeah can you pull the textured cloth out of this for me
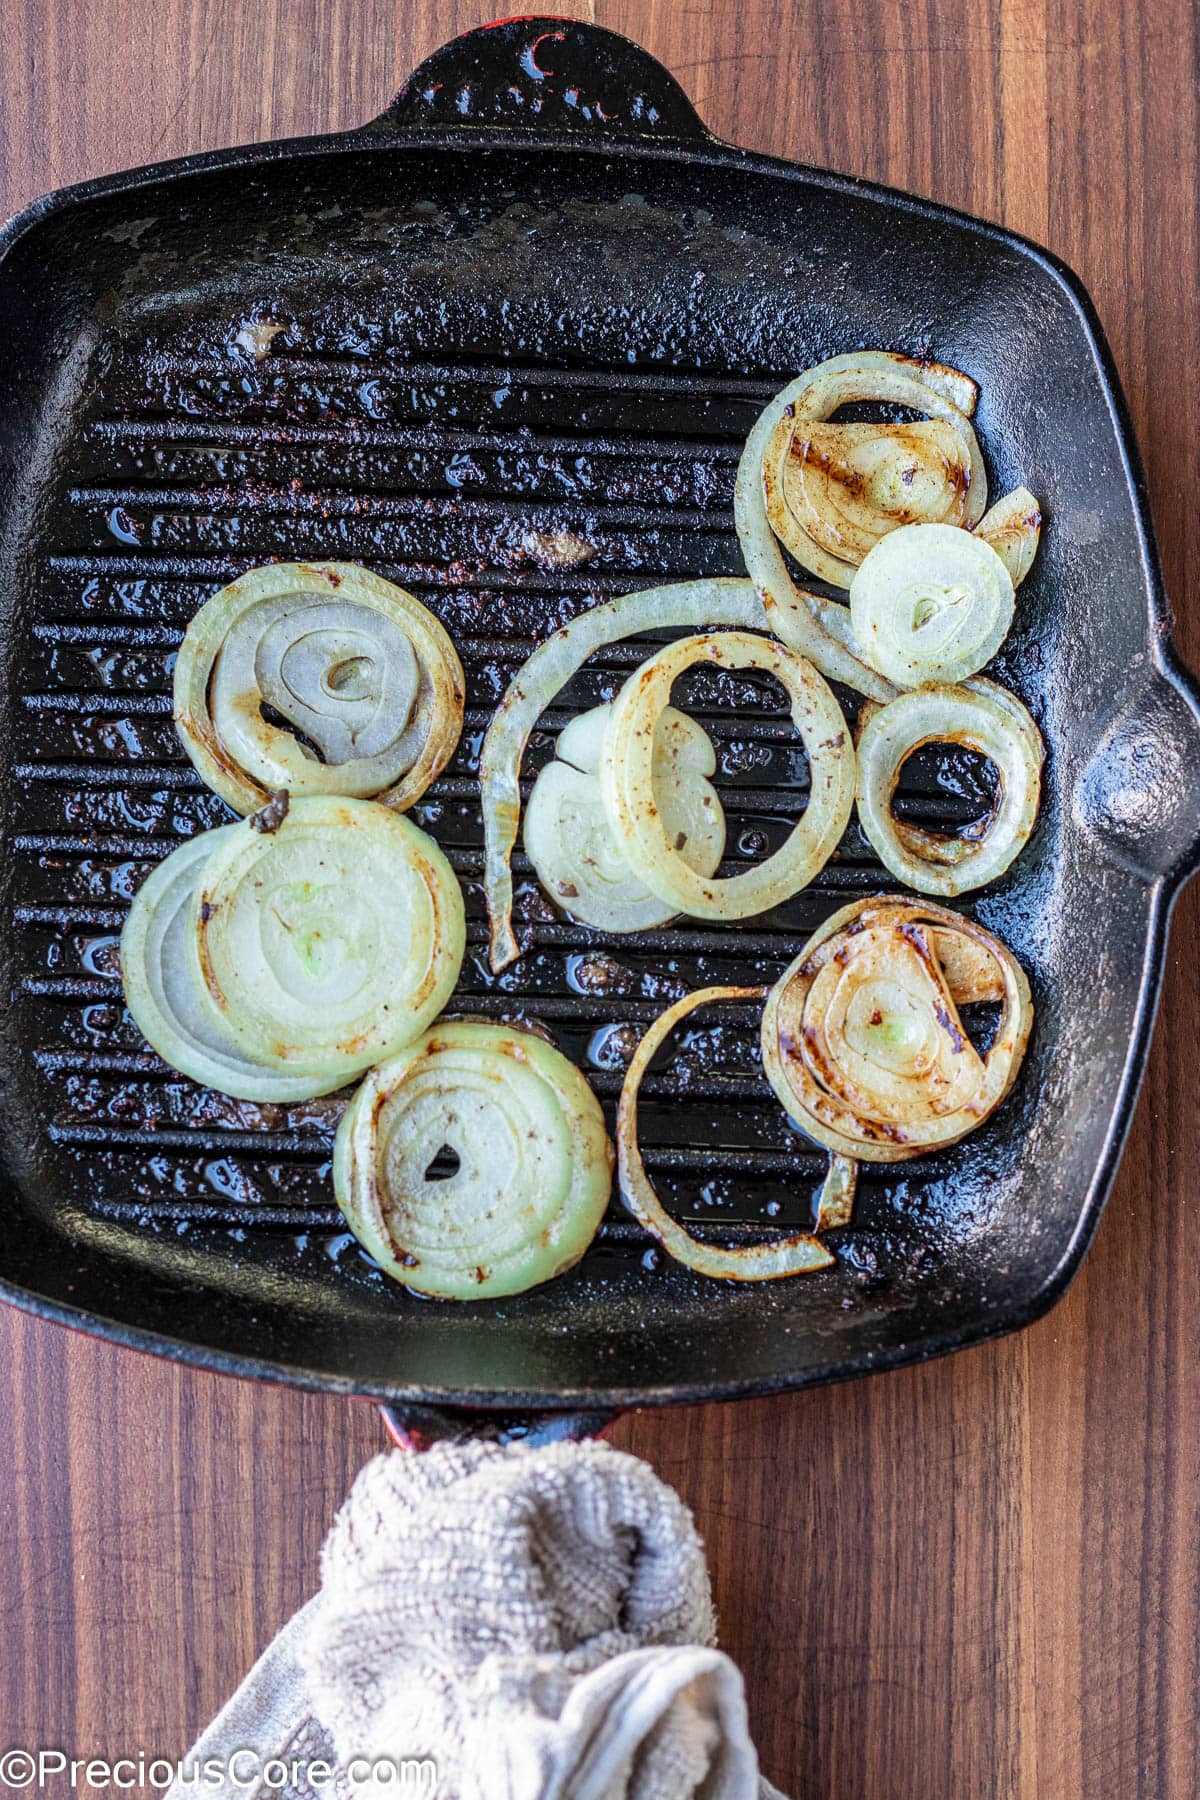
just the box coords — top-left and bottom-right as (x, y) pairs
(169, 1439), (788, 1800)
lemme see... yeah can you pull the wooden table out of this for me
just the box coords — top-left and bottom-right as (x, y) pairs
(2, 4), (1197, 1795)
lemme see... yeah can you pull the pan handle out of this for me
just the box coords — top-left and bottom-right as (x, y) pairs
(380, 1403), (619, 1451)
(370, 18), (710, 142)
(1076, 652), (1200, 890)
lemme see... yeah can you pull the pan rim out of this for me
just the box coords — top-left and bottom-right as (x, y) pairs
(0, 117), (1193, 1407)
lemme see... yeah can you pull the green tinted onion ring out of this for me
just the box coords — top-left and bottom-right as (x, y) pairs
(189, 796), (465, 1081)
(334, 1021), (613, 1300)
(119, 830), (348, 1101)
(849, 522), (1016, 689)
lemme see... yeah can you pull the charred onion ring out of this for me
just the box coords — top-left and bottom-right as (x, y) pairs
(779, 419), (974, 567)
(600, 631), (855, 921)
(174, 562), (464, 814)
(334, 1020), (612, 1299)
(617, 985), (853, 1278)
(734, 352), (985, 697)
(855, 678), (1043, 895)
(761, 897), (1032, 1162)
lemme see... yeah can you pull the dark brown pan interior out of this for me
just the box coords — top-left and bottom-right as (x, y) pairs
(0, 63), (1197, 1403)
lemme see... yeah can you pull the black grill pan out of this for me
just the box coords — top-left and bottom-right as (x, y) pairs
(1, 17), (1198, 1421)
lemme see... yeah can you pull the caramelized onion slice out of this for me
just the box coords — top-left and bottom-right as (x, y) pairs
(617, 985), (848, 1279)
(736, 401), (894, 697)
(928, 926), (1006, 1004)
(849, 522), (1016, 688)
(803, 929), (985, 1123)
(855, 678), (1043, 895)
(335, 1021), (612, 1300)
(174, 562), (464, 814)
(524, 703), (724, 933)
(798, 895), (1008, 1008)
(761, 896), (1033, 1162)
(119, 830), (348, 1101)
(600, 632), (855, 921)
(189, 796), (465, 1082)
(975, 486), (1043, 587)
(735, 353), (985, 695)
(480, 577), (767, 971)
(779, 419), (973, 565)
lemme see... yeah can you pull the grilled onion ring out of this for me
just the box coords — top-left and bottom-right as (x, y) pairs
(849, 522), (1016, 689)
(735, 353), (985, 697)
(975, 486), (1043, 587)
(600, 631), (855, 921)
(524, 702), (724, 932)
(778, 419), (974, 566)
(174, 562), (464, 814)
(856, 678), (1043, 894)
(761, 897), (1032, 1162)
(334, 1021), (613, 1299)
(617, 985), (850, 1279)
(119, 830), (347, 1101)
(480, 577), (767, 970)
(189, 796), (465, 1082)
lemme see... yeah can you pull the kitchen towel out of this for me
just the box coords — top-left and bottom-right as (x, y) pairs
(168, 1437), (787, 1800)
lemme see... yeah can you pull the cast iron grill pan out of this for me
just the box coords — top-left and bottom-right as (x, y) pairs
(1, 19), (1198, 1407)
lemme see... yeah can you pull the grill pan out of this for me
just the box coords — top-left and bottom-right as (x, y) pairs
(2, 16), (1199, 1430)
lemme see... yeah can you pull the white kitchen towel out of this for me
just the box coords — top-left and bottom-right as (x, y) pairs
(168, 1437), (788, 1800)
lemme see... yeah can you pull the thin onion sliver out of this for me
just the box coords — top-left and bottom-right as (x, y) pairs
(975, 486), (1043, 587)
(617, 984), (851, 1279)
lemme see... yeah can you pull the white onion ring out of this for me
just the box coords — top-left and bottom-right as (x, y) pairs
(849, 522), (1016, 689)
(600, 631), (855, 921)
(190, 795), (465, 1081)
(735, 353), (986, 698)
(479, 577), (768, 970)
(856, 678), (1043, 894)
(761, 896), (1033, 1162)
(174, 562), (464, 814)
(524, 703), (724, 933)
(119, 830), (347, 1101)
(334, 1020), (612, 1299)
(617, 984), (851, 1278)
(975, 486), (1042, 586)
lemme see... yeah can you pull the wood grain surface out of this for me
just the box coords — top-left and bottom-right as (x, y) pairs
(2, 3), (1198, 1795)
